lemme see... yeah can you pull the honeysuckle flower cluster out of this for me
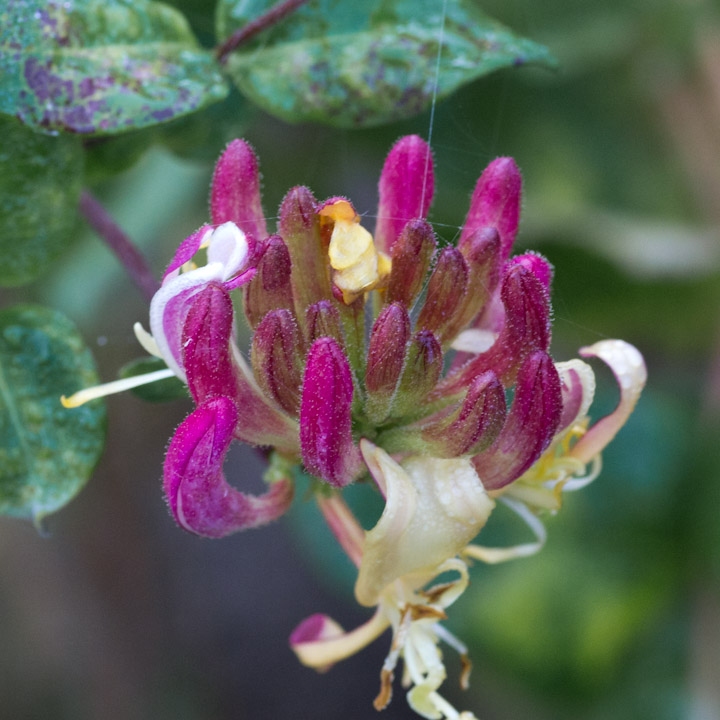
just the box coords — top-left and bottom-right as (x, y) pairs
(64, 135), (646, 719)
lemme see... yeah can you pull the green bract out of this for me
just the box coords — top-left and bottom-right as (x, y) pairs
(0, 117), (83, 286)
(0, 0), (228, 135)
(0, 305), (106, 521)
(216, 0), (555, 127)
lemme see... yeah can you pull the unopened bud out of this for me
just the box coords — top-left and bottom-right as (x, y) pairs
(252, 309), (303, 416)
(211, 139), (267, 242)
(243, 235), (295, 329)
(459, 157), (521, 261)
(416, 247), (469, 344)
(300, 338), (361, 487)
(365, 303), (411, 423)
(386, 219), (436, 309)
(375, 135), (434, 254)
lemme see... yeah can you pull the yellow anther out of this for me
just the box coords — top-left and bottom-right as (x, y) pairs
(321, 200), (392, 304)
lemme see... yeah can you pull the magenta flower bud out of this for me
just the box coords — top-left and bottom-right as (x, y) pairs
(164, 397), (293, 537)
(420, 371), (506, 458)
(365, 302), (411, 423)
(182, 285), (299, 454)
(508, 252), (553, 292)
(472, 351), (562, 490)
(252, 309), (303, 416)
(446, 226), (502, 340)
(391, 330), (443, 419)
(182, 284), (237, 402)
(459, 157), (521, 261)
(375, 135), (434, 254)
(300, 338), (362, 487)
(306, 300), (345, 348)
(211, 139), (267, 242)
(278, 186), (331, 321)
(243, 235), (295, 329)
(416, 247), (470, 344)
(386, 219), (437, 309)
(440, 262), (551, 392)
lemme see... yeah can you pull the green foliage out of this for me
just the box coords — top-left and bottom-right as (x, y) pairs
(0, 116), (83, 286)
(216, 0), (555, 127)
(0, 0), (228, 135)
(119, 356), (187, 403)
(0, 305), (105, 522)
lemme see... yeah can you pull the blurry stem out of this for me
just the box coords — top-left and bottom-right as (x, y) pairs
(216, 0), (310, 64)
(78, 191), (159, 304)
(316, 492), (364, 569)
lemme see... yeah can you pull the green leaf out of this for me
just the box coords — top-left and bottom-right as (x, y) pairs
(216, 0), (555, 127)
(0, 116), (83, 286)
(0, 0), (229, 135)
(0, 305), (106, 522)
(119, 356), (187, 403)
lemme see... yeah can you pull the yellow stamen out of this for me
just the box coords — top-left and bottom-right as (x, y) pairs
(320, 199), (392, 304)
(61, 368), (176, 408)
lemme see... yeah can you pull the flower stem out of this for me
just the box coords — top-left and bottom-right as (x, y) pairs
(215, 0), (310, 64)
(316, 492), (365, 568)
(78, 191), (159, 304)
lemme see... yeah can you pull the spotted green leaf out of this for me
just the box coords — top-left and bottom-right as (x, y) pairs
(0, 116), (83, 286)
(216, 0), (555, 127)
(0, 305), (106, 521)
(0, 0), (228, 135)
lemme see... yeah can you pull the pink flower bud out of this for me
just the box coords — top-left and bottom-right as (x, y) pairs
(509, 252), (553, 292)
(182, 285), (299, 454)
(252, 309), (303, 416)
(278, 186), (331, 320)
(420, 372), (506, 458)
(440, 262), (551, 391)
(164, 397), (293, 537)
(306, 300), (345, 348)
(445, 226), (502, 341)
(416, 247), (469, 344)
(375, 135), (434, 254)
(386, 219), (436, 309)
(300, 338), (361, 487)
(243, 235), (295, 329)
(365, 303), (411, 423)
(459, 157), (521, 261)
(211, 139), (267, 242)
(391, 330), (443, 419)
(472, 351), (562, 490)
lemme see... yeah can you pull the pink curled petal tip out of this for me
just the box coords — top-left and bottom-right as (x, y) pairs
(570, 340), (647, 464)
(509, 252), (554, 292)
(162, 225), (213, 282)
(164, 397), (293, 538)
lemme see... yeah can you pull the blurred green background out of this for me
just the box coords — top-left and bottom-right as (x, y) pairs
(1, 0), (719, 718)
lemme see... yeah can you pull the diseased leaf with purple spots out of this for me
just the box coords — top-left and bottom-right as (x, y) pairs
(0, 116), (83, 286)
(216, 0), (555, 128)
(0, 0), (228, 135)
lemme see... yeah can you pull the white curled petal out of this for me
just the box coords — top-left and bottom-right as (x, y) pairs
(206, 222), (250, 279)
(291, 610), (390, 670)
(148, 262), (225, 380)
(463, 496), (546, 564)
(570, 340), (647, 464)
(355, 442), (494, 607)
